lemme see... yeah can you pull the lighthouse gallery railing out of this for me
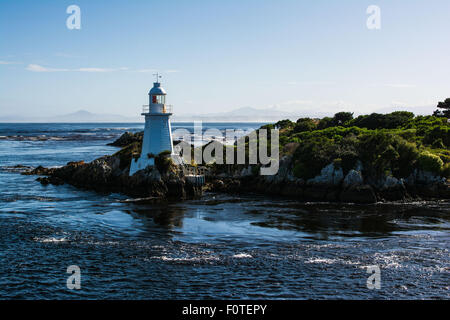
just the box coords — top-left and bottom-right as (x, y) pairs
(142, 105), (173, 114)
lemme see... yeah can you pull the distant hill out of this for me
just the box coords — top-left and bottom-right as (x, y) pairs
(0, 110), (140, 123)
(0, 107), (308, 123)
(1, 105), (434, 123)
(50, 110), (139, 122)
(172, 106), (324, 122)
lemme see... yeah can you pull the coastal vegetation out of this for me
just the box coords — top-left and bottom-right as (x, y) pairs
(206, 101), (449, 203)
(266, 111), (449, 181)
(23, 99), (450, 203)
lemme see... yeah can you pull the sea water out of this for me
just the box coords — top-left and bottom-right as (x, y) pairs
(0, 123), (448, 299)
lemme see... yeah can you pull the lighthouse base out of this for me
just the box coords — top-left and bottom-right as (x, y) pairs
(129, 153), (183, 176)
(129, 157), (155, 176)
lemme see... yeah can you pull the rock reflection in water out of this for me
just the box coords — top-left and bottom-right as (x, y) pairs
(249, 201), (449, 239)
(132, 204), (186, 228)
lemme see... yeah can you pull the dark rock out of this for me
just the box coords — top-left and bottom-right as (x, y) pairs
(325, 188), (340, 201)
(280, 182), (303, 198)
(378, 185), (408, 201)
(108, 131), (143, 147)
(214, 179), (224, 188)
(22, 165), (55, 176)
(36, 177), (49, 185)
(36, 176), (64, 185)
(303, 185), (327, 201)
(27, 150), (201, 200)
(340, 185), (377, 203)
(438, 183), (450, 198)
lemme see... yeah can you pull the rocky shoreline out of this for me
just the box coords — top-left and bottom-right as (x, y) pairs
(205, 155), (450, 203)
(21, 131), (450, 204)
(23, 153), (201, 201)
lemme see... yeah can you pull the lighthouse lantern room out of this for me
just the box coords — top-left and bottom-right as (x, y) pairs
(129, 74), (174, 176)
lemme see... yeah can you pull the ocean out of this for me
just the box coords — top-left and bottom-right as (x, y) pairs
(0, 123), (448, 299)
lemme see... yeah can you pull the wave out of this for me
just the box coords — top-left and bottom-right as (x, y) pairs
(0, 134), (119, 141)
(232, 253), (253, 258)
(151, 255), (220, 263)
(34, 237), (68, 243)
(0, 194), (64, 202)
(0, 165), (34, 173)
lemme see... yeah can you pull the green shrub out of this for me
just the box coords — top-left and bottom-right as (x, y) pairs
(293, 136), (336, 179)
(357, 132), (393, 176)
(259, 111), (447, 180)
(279, 135), (289, 146)
(113, 141), (142, 170)
(423, 126), (450, 147)
(418, 151), (444, 174)
(392, 138), (419, 178)
(155, 150), (173, 173)
(432, 138), (445, 149)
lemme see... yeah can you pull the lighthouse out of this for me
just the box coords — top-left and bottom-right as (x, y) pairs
(129, 74), (174, 176)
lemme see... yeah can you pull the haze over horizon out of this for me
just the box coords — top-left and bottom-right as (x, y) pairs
(1, 0), (449, 119)
(0, 104), (440, 123)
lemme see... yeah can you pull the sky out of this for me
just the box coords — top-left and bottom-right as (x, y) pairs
(1, 0), (449, 118)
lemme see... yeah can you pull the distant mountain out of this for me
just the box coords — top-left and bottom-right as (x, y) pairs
(49, 110), (139, 122)
(4, 104), (431, 123)
(0, 110), (140, 123)
(173, 106), (315, 122)
(0, 107), (319, 123)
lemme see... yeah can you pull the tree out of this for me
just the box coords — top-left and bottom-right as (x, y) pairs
(317, 117), (333, 130)
(274, 119), (294, 130)
(385, 111), (414, 128)
(351, 113), (385, 130)
(433, 98), (450, 118)
(332, 112), (354, 126)
(294, 118), (317, 133)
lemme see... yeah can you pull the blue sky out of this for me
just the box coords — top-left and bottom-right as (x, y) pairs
(1, 0), (449, 118)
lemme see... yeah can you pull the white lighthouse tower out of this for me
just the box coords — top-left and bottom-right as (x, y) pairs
(129, 74), (174, 175)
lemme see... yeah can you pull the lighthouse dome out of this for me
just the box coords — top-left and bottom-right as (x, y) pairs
(149, 82), (167, 95)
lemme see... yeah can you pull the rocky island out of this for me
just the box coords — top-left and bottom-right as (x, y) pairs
(23, 136), (201, 201)
(23, 107), (450, 204)
(207, 109), (450, 203)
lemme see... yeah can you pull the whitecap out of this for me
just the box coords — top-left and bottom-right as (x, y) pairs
(155, 255), (219, 262)
(35, 237), (68, 243)
(232, 253), (253, 259)
(305, 258), (337, 264)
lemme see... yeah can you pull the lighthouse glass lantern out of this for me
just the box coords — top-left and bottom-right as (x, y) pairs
(129, 76), (174, 176)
